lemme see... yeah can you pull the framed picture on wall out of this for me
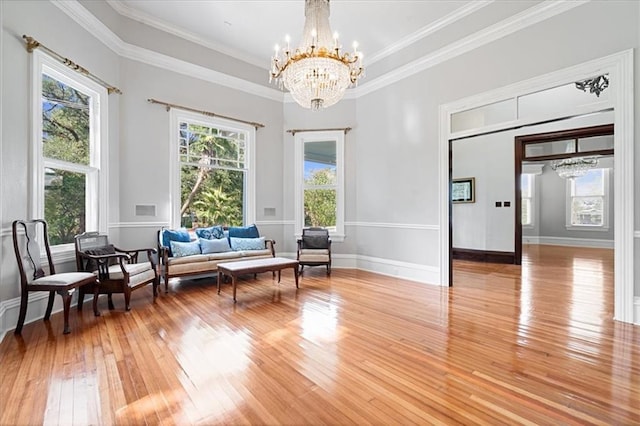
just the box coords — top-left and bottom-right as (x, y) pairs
(452, 177), (475, 203)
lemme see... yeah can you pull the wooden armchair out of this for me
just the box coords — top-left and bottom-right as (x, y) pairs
(297, 227), (332, 275)
(74, 232), (159, 311)
(12, 219), (100, 335)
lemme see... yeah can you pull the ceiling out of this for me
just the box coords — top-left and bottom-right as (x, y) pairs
(107, 0), (479, 68)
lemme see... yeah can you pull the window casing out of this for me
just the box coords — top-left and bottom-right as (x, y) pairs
(169, 110), (255, 229)
(566, 168), (609, 230)
(521, 174), (534, 227)
(31, 51), (108, 254)
(294, 131), (344, 241)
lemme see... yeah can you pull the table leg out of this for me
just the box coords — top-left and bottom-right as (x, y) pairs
(293, 266), (299, 288)
(232, 275), (237, 303)
(217, 270), (222, 294)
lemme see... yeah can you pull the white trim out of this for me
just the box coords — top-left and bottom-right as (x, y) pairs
(50, 0), (283, 103)
(635, 297), (640, 326)
(440, 50), (634, 324)
(51, 0), (587, 105)
(634, 231), (640, 239)
(105, 0), (266, 68)
(345, 222), (439, 231)
(108, 221), (170, 229)
(355, 255), (440, 286)
(355, 0), (588, 98)
(522, 236), (614, 249)
(366, 1), (494, 65)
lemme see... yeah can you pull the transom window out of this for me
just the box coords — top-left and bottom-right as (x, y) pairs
(170, 110), (255, 229)
(567, 168), (609, 229)
(31, 51), (107, 249)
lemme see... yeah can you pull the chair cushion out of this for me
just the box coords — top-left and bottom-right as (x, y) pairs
(195, 225), (224, 240)
(32, 272), (95, 287)
(170, 240), (201, 257)
(228, 224), (260, 239)
(230, 237), (265, 251)
(84, 244), (116, 271)
(200, 237), (231, 254)
(93, 262), (152, 280)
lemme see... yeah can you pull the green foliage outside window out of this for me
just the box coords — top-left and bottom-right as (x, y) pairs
(42, 75), (90, 244)
(304, 168), (336, 228)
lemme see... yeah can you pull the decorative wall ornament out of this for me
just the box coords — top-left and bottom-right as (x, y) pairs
(270, 0), (364, 110)
(574, 74), (609, 97)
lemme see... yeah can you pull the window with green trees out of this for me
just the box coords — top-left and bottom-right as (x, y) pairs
(33, 52), (106, 247)
(294, 131), (344, 239)
(175, 115), (253, 229)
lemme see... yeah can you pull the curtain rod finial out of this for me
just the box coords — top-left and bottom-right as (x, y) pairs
(23, 35), (39, 52)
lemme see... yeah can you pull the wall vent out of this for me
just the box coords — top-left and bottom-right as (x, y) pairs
(264, 207), (276, 217)
(135, 204), (156, 217)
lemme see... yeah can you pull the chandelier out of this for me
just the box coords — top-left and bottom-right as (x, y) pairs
(270, 0), (364, 110)
(575, 74), (609, 97)
(551, 157), (599, 179)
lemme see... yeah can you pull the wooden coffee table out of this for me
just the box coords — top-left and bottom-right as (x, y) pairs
(217, 257), (299, 302)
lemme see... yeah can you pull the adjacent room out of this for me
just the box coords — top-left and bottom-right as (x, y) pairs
(1, 0), (639, 424)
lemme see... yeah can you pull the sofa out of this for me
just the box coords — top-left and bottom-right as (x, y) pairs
(157, 224), (275, 292)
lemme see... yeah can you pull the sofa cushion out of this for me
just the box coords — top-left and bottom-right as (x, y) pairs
(200, 237), (231, 254)
(228, 224), (260, 239)
(195, 225), (225, 240)
(170, 240), (201, 257)
(230, 236), (265, 251)
(162, 228), (191, 256)
(167, 254), (210, 266)
(84, 244), (116, 271)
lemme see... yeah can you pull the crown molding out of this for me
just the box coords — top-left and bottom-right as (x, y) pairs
(105, 0), (266, 69)
(52, 0), (587, 105)
(51, 0), (283, 103)
(366, 0), (494, 65)
(355, 0), (589, 98)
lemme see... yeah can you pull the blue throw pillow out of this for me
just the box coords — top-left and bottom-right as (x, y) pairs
(195, 225), (225, 240)
(162, 228), (191, 256)
(169, 240), (201, 257)
(228, 224), (260, 239)
(200, 237), (231, 254)
(230, 237), (265, 251)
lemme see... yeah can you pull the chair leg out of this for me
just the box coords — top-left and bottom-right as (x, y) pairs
(124, 287), (132, 311)
(14, 293), (29, 335)
(92, 283), (100, 317)
(77, 287), (86, 312)
(327, 264), (331, 276)
(44, 291), (55, 320)
(59, 290), (72, 334)
(153, 277), (159, 298)
(107, 293), (115, 310)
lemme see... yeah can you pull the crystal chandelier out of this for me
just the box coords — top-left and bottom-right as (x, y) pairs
(551, 157), (599, 179)
(270, 0), (364, 111)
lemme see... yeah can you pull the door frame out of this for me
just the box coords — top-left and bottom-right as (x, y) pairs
(439, 50), (635, 324)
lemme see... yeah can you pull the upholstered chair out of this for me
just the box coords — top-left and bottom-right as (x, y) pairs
(297, 227), (332, 275)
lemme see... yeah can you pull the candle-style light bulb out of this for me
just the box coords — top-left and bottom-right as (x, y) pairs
(284, 34), (290, 52)
(311, 28), (317, 47)
(352, 41), (359, 54)
(333, 31), (339, 49)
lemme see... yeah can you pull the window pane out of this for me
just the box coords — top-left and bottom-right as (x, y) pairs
(180, 122), (245, 170)
(180, 165), (244, 228)
(578, 135), (613, 152)
(571, 196), (603, 226)
(573, 169), (604, 196)
(305, 141), (336, 185)
(522, 199), (531, 225)
(521, 174), (531, 197)
(304, 189), (336, 228)
(524, 139), (575, 158)
(42, 74), (90, 165)
(450, 98), (516, 133)
(44, 168), (86, 245)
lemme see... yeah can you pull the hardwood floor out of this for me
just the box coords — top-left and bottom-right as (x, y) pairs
(0, 245), (638, 425)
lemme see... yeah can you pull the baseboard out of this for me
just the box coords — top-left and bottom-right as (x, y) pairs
(635, 297), (640, 326)
(452, 248), (515, 264)
(523, 236), (614, 249)
(0, 292), (90, 343)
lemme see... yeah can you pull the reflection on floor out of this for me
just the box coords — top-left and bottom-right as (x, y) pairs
(1, 245), (637, 425)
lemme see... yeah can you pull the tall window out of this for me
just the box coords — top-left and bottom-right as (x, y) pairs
(294, 131), (344, 240)
(171, 110), (255, 229)
(567, 168), (609, 228)
(32, 52), (107, 248)
(521, 174), (534, 227)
